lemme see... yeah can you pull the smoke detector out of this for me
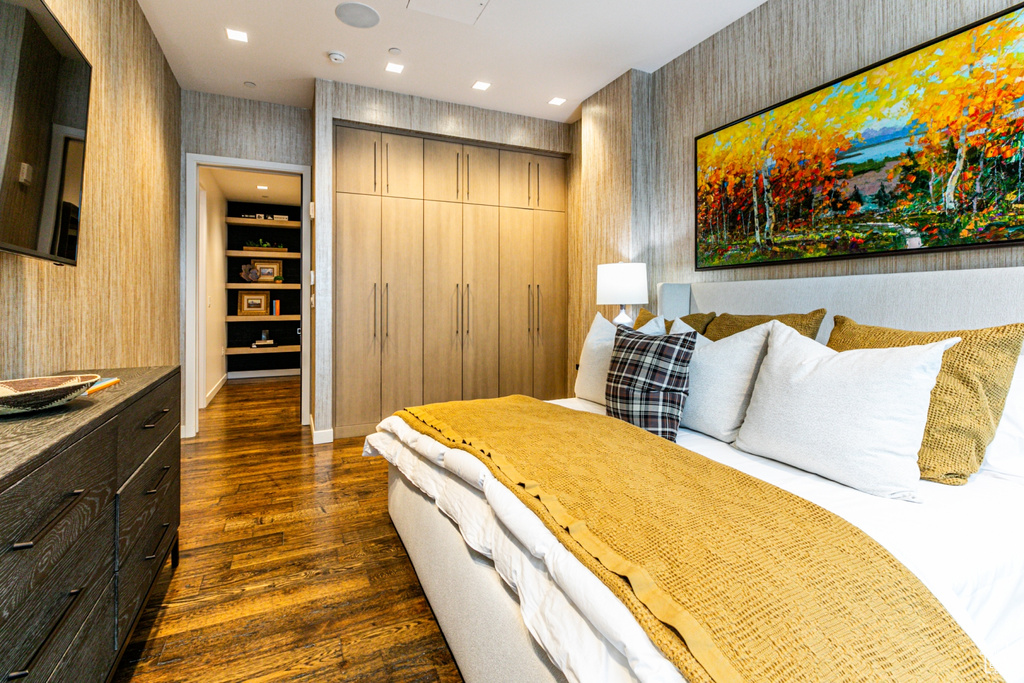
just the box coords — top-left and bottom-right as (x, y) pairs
(328, 51), (346, 64)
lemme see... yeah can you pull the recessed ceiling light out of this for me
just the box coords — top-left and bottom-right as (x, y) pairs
(336, 2), (380, 28)
(257, 185), (268, 190)
(226, 28), (248, 42)
(388, 47), (402, 56)
(472, 81), (491, 91)
(548, 97), (566, 106)
(243, 81), (257, 88)
(385, 62), (404, 74)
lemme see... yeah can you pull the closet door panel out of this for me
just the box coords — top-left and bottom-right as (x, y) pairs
(534, 155), (567, 212)
(335, 193), (382, 429)
(423, 201), (464, 404)
(499, 151), (533, 209)
(533, 210), (568, 399)
(336, 127), (381, 195)
(424, 140), (462, 203)
(382, 133), (424, 199)
(381, 198), (425, 416)
(464, 145), (499, 206)
(463, 204), (499, 400)
(498, 208), (535, 397)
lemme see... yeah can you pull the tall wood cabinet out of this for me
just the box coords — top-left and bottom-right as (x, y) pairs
(334, 125), (567, 437)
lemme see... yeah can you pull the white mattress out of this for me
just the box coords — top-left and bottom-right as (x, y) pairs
(366, 397), (1024, 683)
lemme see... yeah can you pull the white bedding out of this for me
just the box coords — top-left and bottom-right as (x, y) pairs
(366, 397), (1024, 683)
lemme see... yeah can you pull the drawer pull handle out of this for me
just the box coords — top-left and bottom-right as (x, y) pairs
(11, 489), (86, 551)
(145, 523), (171, 561)
(143, 408), (171, 430)
(6, 588), (82, 680)
(146, 465), (172, 495)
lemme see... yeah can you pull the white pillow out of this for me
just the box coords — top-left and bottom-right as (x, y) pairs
(668, 319), (712, 349)
(574, 314), (665, 405)
(735, 324), (960, 501)
(679, 321), (774, 442)
(982, 352), (1024, 480)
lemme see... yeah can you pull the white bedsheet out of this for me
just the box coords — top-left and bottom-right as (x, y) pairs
(367, 397), (1024, 683)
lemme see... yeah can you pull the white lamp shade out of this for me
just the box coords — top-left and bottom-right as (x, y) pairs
(596, 263), (649, 305)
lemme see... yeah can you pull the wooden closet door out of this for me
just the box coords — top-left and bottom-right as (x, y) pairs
(424, 140), (462, 202)
(423, 201), (464, 404)
(498, 208), (534, 397)
(463, 204), (499, 399)
(335, 127), (380, 195)
(381, 197), (424, 416)
(464, 145), (499, 206)
(533, 211), (568, 399)
(382, 133), (424, 200)
(499, 151), (533, 209)
(334, 193), (382, 432)
(534, 155), (567, 212)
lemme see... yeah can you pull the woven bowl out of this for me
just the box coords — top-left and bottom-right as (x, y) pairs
(0, 374), (100, 416)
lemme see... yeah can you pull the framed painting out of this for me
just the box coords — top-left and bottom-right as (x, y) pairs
(237, 291), (270, 316)
(695, 3), (1024, 269)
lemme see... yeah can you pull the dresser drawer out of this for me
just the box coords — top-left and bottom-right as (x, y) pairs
(0, 420), (116, 616)
(116, 475), (179, 647)
(117, 373), (180, 487)
(117, 431), (180, 567)
(0, 511), (114, 683)
(46, 577), (115, 683)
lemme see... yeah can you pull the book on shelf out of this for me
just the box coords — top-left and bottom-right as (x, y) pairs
(272, 300), (281, 316)
(252, 339), (276, 348)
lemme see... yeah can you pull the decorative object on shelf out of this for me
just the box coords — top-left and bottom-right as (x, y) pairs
(273, 215), (289, 221)
(696, 4), (1024, 270)
(596, 262), (649, 325)
(239, 264), (260, 282)
(253, 259), (283, 282)
(243, 238), (288, 252)
(256, 213), (265, 220)
(237, 290), (270, 316)
(273, 275), (284, 283)
(0, 374), (100, 416)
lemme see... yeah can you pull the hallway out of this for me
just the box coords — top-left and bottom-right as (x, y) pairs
(114, 377), (462, 682)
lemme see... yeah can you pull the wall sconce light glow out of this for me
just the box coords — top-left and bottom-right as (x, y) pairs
(226, 28), (248, 42)
(257, 185), (268, 190)
(548, 97), (566, 106)
(385, 62), (405, 74)
(472, 81), (491, 91)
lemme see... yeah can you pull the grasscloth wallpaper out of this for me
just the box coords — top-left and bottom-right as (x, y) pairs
(0, 0), (180, 378)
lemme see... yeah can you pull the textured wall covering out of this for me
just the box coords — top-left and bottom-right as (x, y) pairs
(0, 0), (181, 378)
(647, 0), (1023, 291)
(313, 78), (571, 432)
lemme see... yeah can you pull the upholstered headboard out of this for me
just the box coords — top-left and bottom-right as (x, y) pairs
(658, 267), (1024, 342)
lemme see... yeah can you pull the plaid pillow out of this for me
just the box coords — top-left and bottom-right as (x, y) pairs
(606, 325), (697, 441)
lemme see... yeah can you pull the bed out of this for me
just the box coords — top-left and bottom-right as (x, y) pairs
(364, 266), (1024, 683)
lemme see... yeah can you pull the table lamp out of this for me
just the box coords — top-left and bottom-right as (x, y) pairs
(596, 262), (648, 325)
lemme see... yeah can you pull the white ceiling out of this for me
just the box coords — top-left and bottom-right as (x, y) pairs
(136, 0), (767, 123)
(201, 167), (302, 205)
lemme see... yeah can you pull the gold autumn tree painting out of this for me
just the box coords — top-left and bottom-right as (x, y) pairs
(696, 7), (1024, 268)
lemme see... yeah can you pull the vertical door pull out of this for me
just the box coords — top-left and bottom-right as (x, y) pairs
(465, 283), (470, 335)
(386, 143), (390, 194)
(373, 142), (377, 192)
(455, 284), (460, 337)
(537, 162), (541, 207)
(456, 152), (460, 199)
(537, 284), (542, 333)
(528, 284), (532, 334)
(527, 162), (532, 205)
(465, 154), (470, 199)
(385, 283), (390, 338)
(373, 283), (377, 339)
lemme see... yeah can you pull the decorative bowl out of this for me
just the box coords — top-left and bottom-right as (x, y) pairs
(0, 374), (100, 416)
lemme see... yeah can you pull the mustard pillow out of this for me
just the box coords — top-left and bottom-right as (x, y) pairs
(827, 316), (1024, 485)
(704, 309), (826, 342)
(633, 308), (716, 335)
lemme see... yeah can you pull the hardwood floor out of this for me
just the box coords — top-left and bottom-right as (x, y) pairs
(113, 377), (463, 683)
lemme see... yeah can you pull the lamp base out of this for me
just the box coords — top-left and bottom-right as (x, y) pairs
(612, 305), (633, 326)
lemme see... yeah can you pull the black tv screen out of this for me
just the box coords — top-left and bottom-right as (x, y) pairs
(0, 0), (91, 265)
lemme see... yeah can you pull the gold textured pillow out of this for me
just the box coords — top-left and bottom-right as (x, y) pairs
(704, 309), (826, 342)
(633, 308), (716, 335)
(827, 316), (1024, 485)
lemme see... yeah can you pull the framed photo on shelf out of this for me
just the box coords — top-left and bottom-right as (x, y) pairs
(237, 291), (270, 316)
(252, 260), (283, 282)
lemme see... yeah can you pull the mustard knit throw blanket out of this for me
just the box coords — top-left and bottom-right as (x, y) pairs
(395, 396), (1002, 683)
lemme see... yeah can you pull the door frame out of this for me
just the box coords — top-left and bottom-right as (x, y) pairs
(183, 153), (312, 439)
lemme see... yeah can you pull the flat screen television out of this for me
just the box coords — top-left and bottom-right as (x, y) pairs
(0, 0), (91, 265)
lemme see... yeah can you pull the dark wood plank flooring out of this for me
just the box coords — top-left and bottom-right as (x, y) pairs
(113, 377), (462, 683)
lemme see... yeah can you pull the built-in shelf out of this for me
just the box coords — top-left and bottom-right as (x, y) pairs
(225, 345), (301, 356)
(226, 249), (301, 260)
(225, 217), (300, 228)
(226, 315), (301, 322)
(226, 283), (301, 290)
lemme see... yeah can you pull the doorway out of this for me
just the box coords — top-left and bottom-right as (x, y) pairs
(184, 154), (311, 439)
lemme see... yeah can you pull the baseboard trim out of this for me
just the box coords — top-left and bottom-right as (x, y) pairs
(310, 414), (334, 444)
(205, 373), (227, 406)
(227, 368), (301, 380)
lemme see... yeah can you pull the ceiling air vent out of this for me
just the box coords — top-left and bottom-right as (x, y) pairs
(405, 0), (491, 26)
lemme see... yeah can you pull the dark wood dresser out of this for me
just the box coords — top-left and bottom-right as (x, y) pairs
(0, 366), (180, 682)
